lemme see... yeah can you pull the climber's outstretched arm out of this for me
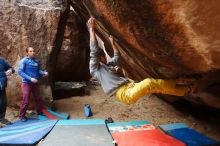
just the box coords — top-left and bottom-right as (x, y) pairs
(107, 35), (119, 66)
(88, 17), (100, 75)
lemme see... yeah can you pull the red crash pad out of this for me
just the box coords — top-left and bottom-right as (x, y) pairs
(112, 129), (186, 146)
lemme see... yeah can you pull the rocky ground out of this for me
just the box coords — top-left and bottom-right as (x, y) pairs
(6, 84), (220, 141)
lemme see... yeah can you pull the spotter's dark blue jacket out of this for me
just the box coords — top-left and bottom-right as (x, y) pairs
(0, 58), (15, 90)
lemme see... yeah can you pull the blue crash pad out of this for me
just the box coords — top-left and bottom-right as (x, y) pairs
(0, 118), (57, 145)
(159, 123), (220, 146)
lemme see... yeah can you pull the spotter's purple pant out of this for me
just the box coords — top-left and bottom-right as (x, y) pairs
(19, 83), (43, 118)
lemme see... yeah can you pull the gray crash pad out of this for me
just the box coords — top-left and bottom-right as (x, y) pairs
(39, 119), (115, 146)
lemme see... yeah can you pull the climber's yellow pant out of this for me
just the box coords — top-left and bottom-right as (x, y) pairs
(115, 78), (189, 105)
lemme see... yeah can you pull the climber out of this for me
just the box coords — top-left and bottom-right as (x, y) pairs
(18, 47), (48, 122)
(0, 58), (15, 127)
(88, 17), (196, 105)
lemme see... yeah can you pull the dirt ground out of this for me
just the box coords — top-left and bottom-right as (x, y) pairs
(6, 84), (220, 141)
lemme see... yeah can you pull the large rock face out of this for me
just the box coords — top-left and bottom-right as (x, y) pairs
(70, 0), (220, 108)
(71, 0), (220, 78)
(0, 0), (62, 106)
(0, 0), (220, 109)
(0, 0), (90, 107)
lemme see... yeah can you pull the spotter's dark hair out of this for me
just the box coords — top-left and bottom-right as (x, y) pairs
(25, 47), (33, 53)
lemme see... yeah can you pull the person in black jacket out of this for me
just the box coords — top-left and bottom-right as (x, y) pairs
(0, 57), (14, 126)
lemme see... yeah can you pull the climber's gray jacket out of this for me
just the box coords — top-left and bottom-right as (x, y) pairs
(89, 41), (128, 96)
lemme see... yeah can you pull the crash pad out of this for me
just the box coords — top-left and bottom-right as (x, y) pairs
(42, 109), (58, 120)
(112, 129), (186, 146)
(47, 108), (70, 119)
(28, 108), (69, 120)
(39, 119), (114, 146)
(159, 123), (220, 146)
(107, 120), (155, 133)
(0, 118), (57, 145)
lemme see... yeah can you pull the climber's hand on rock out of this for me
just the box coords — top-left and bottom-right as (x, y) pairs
(88, 17), (95, 30)
(109, 35), (114, 45)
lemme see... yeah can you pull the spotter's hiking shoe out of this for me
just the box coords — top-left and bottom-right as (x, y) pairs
(20, 116), (28, 122)
(0, 118), (12, 125)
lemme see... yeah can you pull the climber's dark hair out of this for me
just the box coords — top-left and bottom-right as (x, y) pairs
(98, 49), (105, 56)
